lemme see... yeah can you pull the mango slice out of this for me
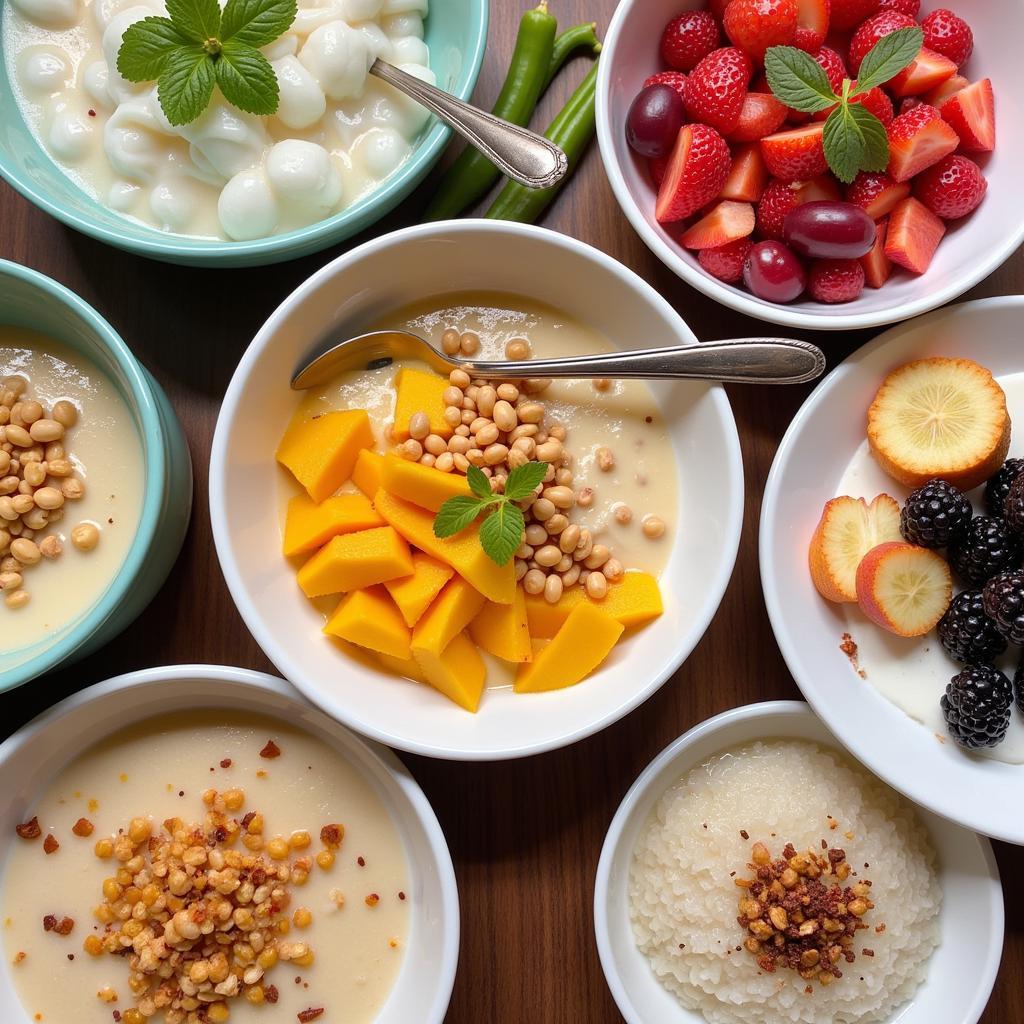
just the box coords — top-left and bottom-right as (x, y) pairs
(413, 631), (487, 712)
(297, 525), (413, 598)
(282, 493), (384, 557)
(470, 589), (532, 663)
(374, 489), (515, 605)
(393, 367), (452, 441)
(515, 603), (624, 693)
(384, 552), (454, 627)
(524, 571), (664, 639)
(324, 585), (410, 659)
(277, 409), (374, 503)
(375, 650), (430, 684)
(352, 449), (387, 499)
(411, 576), (487, 657)
(381, 454), (472, 512)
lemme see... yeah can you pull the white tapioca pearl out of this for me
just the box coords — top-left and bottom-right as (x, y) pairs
(390, 35), (428, 67)
(351, 126), (410, 179)
(150, 175), (205, 232)
(18, 46), (71, 96)
(340, 0), (382, 18)
(10, 0), (79, 28)
(261, 32), (298, 61)
(380, 0), (426, 14)
(218, 169), (280, 241)
(265, 139), (343, 212)
(103, 99), (164, 183)
(272, 55), (327, 130)
(299, 19), (373, 100)
(381, 12), (422, 39)
(175, 103), (270, 181)
(82, 60), (112, 109)
(46, 97), (95, 162)
(357, 22), (392, 63)
(108, 179), (141, 212)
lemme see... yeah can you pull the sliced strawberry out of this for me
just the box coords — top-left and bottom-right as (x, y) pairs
(755, 175), (838, 238)
(939, 78), (995, 153)
(860, 218), (893, 288)
(808, 258), (865, 303)
(830, 0), (881, 31)
(794, 0), (830, 52)
(846, 171), (910, 219)
(720, 143), (769, 202)
(848, 10), (917, 75)
(921, 8), (974, 68)
(683, 47), (753, 135)
(760, 123), (827, 182)
(656, 124), (732, 223)
(923, 74), (968, 107)
(886, 103), (959, 183)
(644, 71), (689, 102)
(885, 196), (946, 274)
(878, 0), (919, 14)
(888, 48), (958, 98)
(798, 175), (842, 203)
(649, 156), (669, 186)
(699, 237), (754, 282)
(709, 0), (733, 21)
(914, 155), (987, 220)
(724, 0), (798, 62)
(898, 97), (922, 115)
(728, 92), (788, 141)
(679, 200), (756, 249)
(660, 11), (721, 72)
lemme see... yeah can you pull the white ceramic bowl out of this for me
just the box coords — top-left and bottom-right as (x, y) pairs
(210, 219), (743, 760)
(761, 297), (1024, 843)
(594, 701), (1004, 1024)
(595, 0), (1024, 330)
(0, 665), (459, 1024)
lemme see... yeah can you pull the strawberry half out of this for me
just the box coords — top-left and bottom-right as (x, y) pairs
(848, 10), (917, 75)
(725, 0), (798, 62)
(846, 171), (910, 219)
(885, 196), (946, 274)
(683, 47), (753, 134)
(923, 74), (969, 108)
(888, 48), (958, 98)
(914, 155), (988, 220)
(656, 124), (732, 223)
(760, 123), (827, 182)
(794, 0), (830, 52)
(939, 78), (995, 153)
(860, 218), (893, 288)
(679, 200), (756, 248)
(728, 91), (788, 142)
(921, 8), (974, 68)
(699, 237), (755, 282)
(660, 11), (721, 72)
(830, 0), (881, 31)
(720, 144), (769, 202)
(886, 103), (959, 183)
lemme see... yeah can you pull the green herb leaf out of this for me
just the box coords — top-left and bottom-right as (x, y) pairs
(823, 101), (889, 184)
(220, 0), (298, 47)
(157, 45), (215, 125)
(466, 463), (494, 500)
(479, 502), (525, 567)
(165, 0), (221, 43)
(853, 26), (924, 94)
(433, 496), (487, 538)
(764, 45), (838, 113)
(117, 16), (190, 82)
(215, 40), (280, 116)
(503, 460), (549, 501)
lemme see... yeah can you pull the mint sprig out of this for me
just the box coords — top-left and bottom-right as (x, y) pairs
(433, 462), (549, 567)
(764, 26), (924, 183)
(117, 0), (296, 126)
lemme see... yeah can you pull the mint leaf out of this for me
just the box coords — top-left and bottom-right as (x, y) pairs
(503, 460), (549, 501)
(823, 102), (889, 184)
(433, 496), (487, 538)
(215, 40), (280, 115)
(479, 502), (525, 567)
(764, 46), (838, 113)
(157, 45), (215, 125)
(117, 17), (190, 81)
(166, 0), (221, 43)
(220, 0), (297, 47)
(854, 26), (924, 93)
(466, 463), (493, 500)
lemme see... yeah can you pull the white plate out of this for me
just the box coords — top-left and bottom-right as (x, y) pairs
(595, 701), (1004, 1024)
(210, 220), (744, 760)
(761, 297), (1024, 843)
(0, 665), (459, 1024)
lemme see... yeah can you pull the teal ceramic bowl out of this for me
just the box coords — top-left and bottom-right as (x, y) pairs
(0, 261), (192, 692)
(0, 3), (489, 267)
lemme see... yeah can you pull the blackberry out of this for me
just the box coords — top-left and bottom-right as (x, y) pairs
(899, 478), (971, 548)
(937, 590), (1007, 664)
(941, 665), (1014, 749)
(1015, 658), (1024, 717)
(982, 569), (1024, 645)
(1003, 473), (1024, 535)
(984, 458), (1024, 518)
(948, 516), (1022, 586)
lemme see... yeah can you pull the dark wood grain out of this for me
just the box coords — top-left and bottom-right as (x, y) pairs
(1, 2), (1021, 1021)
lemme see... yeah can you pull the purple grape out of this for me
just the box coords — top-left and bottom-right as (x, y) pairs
(625, 84), (685, 159)
(743, 241), (807, 304)
(783, 201), (876, 260)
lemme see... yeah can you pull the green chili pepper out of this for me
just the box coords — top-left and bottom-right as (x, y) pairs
(544, 22), (600, 90)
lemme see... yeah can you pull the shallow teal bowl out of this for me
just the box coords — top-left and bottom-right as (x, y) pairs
(0, 261), (193, 692)
(0, 3), (489, 266)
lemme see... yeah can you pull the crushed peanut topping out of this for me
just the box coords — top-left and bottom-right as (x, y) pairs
(319, 824), (344, 849)
(42, 834), (59, 854)
(259, 740), (281, 759)
(15, 817), (41, 840)
(297, 1008), (325, 1022)
(42, 915), (74, 935)
(72, 817), (94, 837)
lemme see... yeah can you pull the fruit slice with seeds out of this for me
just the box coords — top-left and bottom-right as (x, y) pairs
(856, 541), (952, 636)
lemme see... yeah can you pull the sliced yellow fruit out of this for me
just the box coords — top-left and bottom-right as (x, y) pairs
(324, 585), (411, 659)
(384, 553), (454, 627)
(282, 493), (384, 557)
(276, 409), (374, 503)
(411, 577), (487, 658)
(296, 525), (412, 598)
(392, 367), (452, 441)
(524, 571), (663, 639)
(352, 448), (387, 499)
(470, 588), (532, 663)
(381, 453), (472, 512)
(413, 632), (487, 712)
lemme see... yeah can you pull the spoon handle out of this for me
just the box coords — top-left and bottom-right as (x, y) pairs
(458, 339), (827, 385)
(369, 60), (569, 189)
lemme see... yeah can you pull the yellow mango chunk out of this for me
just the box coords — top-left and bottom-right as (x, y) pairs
(324, 586), (410, 659)
(375, 650), (430, 684)
(392, 368), (452, 441)
(384, 553), (454, 627)
(297, 526), (412, 598)
(524, 571), (664, 639)
(277, 409), (374, 503)
(374, 489), (515, 604)
(413, 631), (486, 712)
(515, 603), (624, 693)
(381, 454), (472, 512)
(352, 448), (386, 499)
(470, 588), (532, 663)
(282, 493), (384, 557)
(411, 576), (487, 657)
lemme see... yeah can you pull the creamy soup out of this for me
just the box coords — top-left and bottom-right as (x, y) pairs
(1, 710), (410, 1023)
(1, 328), (144, 663)
(5, 0), (433, 240)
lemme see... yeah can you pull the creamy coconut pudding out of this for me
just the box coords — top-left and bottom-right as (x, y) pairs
(2, 709), (410, 1024)
(4, 0), (434, 240)
(0, 328), (143, 661)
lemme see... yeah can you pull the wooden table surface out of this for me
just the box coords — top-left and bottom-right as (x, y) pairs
(2, 0), (1022, 1020)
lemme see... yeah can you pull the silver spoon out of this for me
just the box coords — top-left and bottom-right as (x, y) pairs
(369, 60), (568, 190)
(291, 330), (826, 390)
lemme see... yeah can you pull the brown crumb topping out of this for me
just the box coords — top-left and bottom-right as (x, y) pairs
(42, 915), (74, 935)
(16, 817), (41, 840)
(839, 632), (867, 679)
(42, 834), (59, 854)
(297, 1010), (325, 1022)
(320, 824), (344, 849)
(259, 740), (281, 759)
(72, 818), (94, 837)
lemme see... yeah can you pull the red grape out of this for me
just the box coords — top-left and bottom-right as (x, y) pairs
(783, 201), (876, 259)
(743, 241), (807, 303)
(626, 85), (686, 159)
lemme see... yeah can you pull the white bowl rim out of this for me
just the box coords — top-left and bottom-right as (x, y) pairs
(593, 699), (1005, 1024)
(209, 218), (745, 761)
(0, 663), (460, 1024)
(594, 0), (1024, 332)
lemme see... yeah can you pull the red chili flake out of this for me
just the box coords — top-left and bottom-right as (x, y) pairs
(219, 758), (232, 769)
(72, 818), (94, 837)
(43, 915), (57, 932)
(297, 1009), (325, 1022)
(43, 834), (60, 854)
(357, 856), (365, 867)
(398, 891), (406, 901)
(365, 893), (379, 907)
(87, 108), (96, 117)
(739, 830), (749, 840)
(16, 817), (41, 840)
(265, 985), (279, 1004)
(260, 740), (281, 759)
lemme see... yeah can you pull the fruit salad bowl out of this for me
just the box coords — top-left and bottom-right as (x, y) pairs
(596, 0), (1024, 330)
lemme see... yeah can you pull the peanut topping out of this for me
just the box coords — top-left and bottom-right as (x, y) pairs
(259, 739), (281, 759)
(15, 817), (41, 840)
